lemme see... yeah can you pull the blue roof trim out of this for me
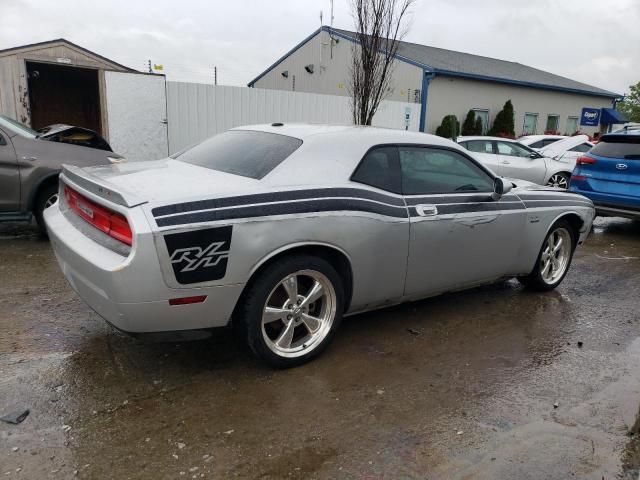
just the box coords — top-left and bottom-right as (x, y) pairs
(249, 27), (621, 99)
(432, 69), (621, 99)
(248, 27), (324, 87)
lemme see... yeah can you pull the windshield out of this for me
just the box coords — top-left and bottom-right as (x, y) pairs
(0, 115), (38, 138)
(173, 130), (303, 179)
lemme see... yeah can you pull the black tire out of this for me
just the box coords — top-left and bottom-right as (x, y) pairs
(34, 183), (59, 235)
(546, 172), (571, 189)
(237, 254), (345, 368)
(518, 219), (577, 291)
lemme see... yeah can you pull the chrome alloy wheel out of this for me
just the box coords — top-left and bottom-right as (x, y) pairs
(547, 174), (569, 189)
(261, 270), (337, 358)
(44, 193), (59, 209)
(540, 227), (572, 284)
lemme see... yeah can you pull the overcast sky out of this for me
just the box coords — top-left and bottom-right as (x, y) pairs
(2, 0), (638, 95)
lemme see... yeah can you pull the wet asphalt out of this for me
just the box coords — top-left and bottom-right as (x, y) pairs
(1, 218), (640, 479)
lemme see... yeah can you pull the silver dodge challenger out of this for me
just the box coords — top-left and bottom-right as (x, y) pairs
(45, 124), (595, 367)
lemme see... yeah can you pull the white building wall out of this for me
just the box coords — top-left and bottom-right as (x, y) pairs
(251, 30), (423, 104)
(426, 76), (613, 136)
(166, 82), (421, 154)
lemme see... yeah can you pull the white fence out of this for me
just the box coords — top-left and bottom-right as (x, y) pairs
(166, 82), (421, 154)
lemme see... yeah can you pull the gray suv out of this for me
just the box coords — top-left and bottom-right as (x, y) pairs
(0, 115), (122, 232)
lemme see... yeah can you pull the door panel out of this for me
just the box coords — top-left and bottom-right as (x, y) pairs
(0, 132), (19, 212)
(104, 71), (168, 162)
(496, 141), (546, 184)
(399, 146), (526, 297)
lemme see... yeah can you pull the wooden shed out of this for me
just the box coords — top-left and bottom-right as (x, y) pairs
(0, 39), (135, 136)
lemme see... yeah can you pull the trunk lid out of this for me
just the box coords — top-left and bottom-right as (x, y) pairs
(62, 159), (259, 207)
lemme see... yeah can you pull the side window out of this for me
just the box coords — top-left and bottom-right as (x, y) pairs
(529, 140), (545, 149)
(0, 134), (6, 146)
(543, 139), (559, 147)
(351, 146), (401, 193)
(465, 140), (494, 154)
(399, 147), (494, 195)
(569, 143), (592, 153)
(497, 141), (531, 157)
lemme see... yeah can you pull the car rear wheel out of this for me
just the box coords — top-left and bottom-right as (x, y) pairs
(518, 219), (576, 291)
(34, 184), (59, 234)
(239, 255), (344, 368)
(546, 172), (570, 189)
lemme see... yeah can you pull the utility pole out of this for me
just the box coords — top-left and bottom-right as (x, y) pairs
(147, 59), (152, 74)
(214, 66), (217, 85)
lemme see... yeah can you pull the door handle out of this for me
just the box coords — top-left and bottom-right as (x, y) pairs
(501, 160), (510, 164)
(21, 155), (38, 161)
(415, 204), (438, 217)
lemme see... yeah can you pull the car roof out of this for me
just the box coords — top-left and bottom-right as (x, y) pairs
(519, 135), (566, 143)
(231, 123), (469, 186)
(457, 136), (520, 142)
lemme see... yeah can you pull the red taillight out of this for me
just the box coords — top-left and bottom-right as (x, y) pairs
(168, 295), (207, 306)
(576, 155), (596, 165)
(571, 175), (587, 181)
(64, 185), (132, 246)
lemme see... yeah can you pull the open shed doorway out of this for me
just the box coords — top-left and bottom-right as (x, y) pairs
(26, 61), (102, 134)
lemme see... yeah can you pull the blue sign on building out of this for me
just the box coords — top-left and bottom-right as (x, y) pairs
(580, 108), (601, 126)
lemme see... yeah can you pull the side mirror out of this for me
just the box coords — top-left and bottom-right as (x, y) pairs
(529, 152), (539, 158)
(492, 177), (513, 200)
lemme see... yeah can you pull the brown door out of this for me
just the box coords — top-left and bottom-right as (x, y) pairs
(27, 61), (102, 134)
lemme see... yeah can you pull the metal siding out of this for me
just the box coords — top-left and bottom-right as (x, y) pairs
(426, 76), (612, 136)
(166, 82), (421, 154)
(252, 30), (423, 103)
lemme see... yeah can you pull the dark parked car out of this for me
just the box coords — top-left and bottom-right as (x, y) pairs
(0, 115), (123, 232)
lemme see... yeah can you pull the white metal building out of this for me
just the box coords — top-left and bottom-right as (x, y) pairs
(249, 27), (624, 136)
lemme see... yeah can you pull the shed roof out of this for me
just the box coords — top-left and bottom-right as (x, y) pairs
(0, 38), (136, 72)
(249, 27), (620, 98)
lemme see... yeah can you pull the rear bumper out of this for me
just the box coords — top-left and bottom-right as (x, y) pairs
(569, 187), (640, 220)
(44, 202), (243, 333)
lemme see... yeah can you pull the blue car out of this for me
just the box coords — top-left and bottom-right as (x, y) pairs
(570, 129), (640, 219)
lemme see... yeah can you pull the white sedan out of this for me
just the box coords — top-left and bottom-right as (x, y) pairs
(457, 136), (583, 189)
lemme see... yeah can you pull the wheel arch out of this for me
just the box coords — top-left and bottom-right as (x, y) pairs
(237, 242), (354, 315)
(548, 211), (585, 244)
(27, 172), (60, 211)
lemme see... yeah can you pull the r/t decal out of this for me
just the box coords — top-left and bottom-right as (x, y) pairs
(169, 242), (229, 273)
(163, 226), (232, 284)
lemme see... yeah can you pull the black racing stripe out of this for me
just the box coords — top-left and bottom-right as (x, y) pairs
(156, 198), (408, 227)
(523, 200), (594, 209)
(409, 202), (522, 217)
(152, 188), (405, 217)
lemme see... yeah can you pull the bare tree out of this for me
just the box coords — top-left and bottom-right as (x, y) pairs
(349, 0), (415, 126)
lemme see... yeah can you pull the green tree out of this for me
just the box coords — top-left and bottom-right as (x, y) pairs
(618, 81), (640, 122)
(488, 100), (515, 137)
(461, 110), (476, 135)
(435, 115), (459, 139)
(474, 116), (483, 134)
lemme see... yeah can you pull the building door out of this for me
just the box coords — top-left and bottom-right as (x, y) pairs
(523, 113), (538, 134)
(104, 71), (169, 161)
(27, 62), (101, 134)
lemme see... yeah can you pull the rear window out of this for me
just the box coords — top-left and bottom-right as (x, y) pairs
(591, 135), (640, 160)
(173, 130), (302, 179)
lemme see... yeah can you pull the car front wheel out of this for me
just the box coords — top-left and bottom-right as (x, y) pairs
(238, 254), (344, 368)
(518, 219), (576, 291)
(546, 172), (570, 189)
